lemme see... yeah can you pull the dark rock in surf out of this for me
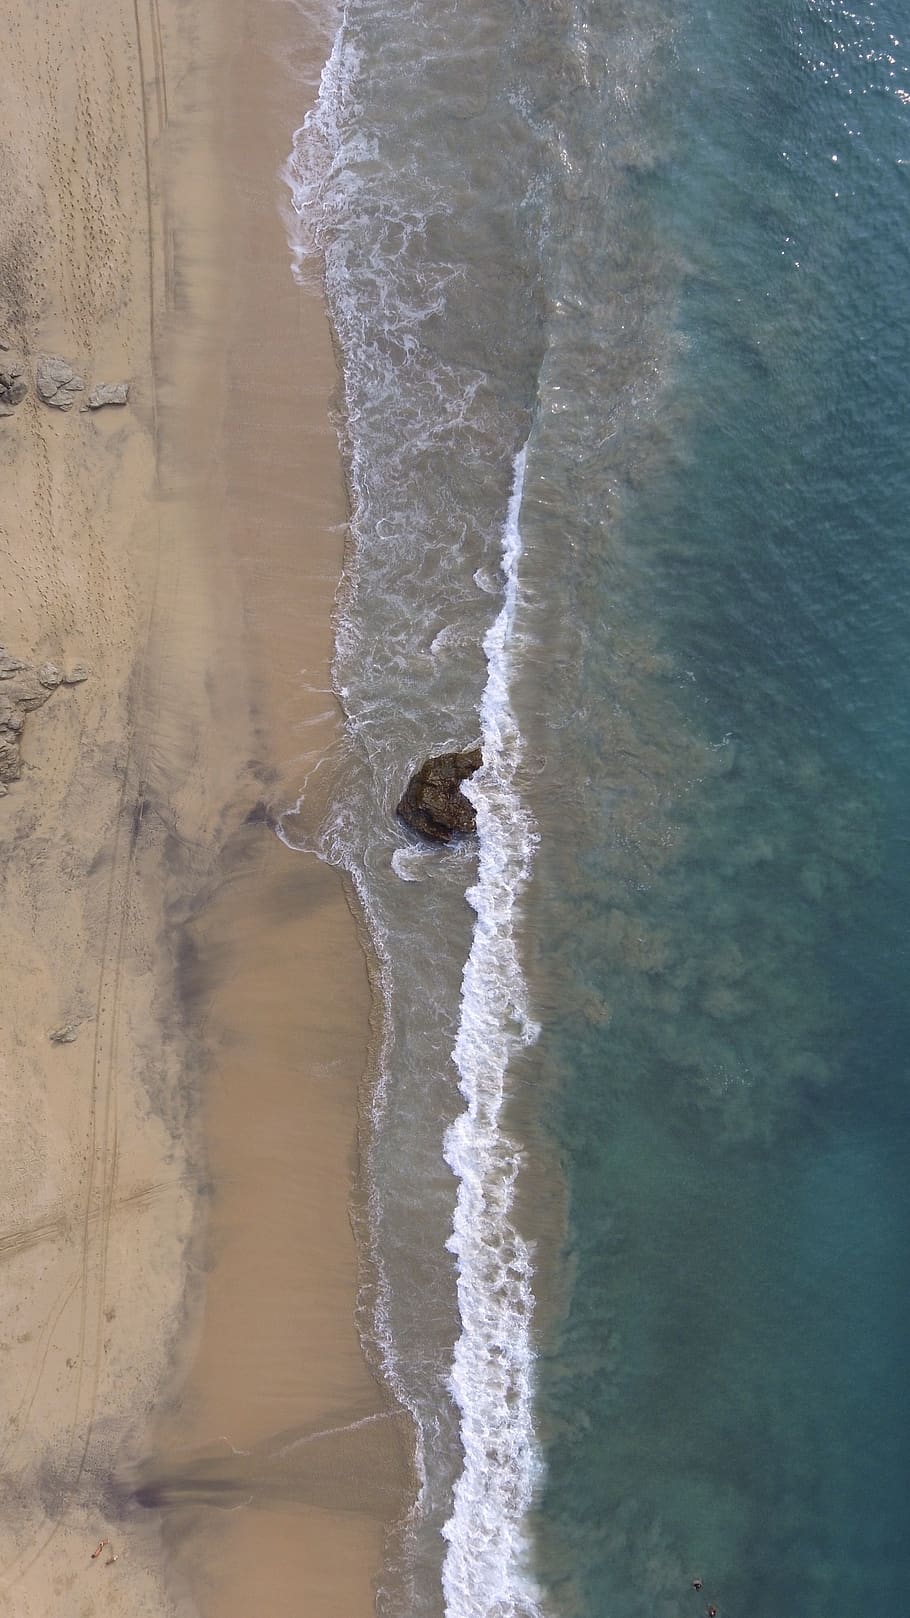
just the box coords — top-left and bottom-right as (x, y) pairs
(396, 747), (482, 843)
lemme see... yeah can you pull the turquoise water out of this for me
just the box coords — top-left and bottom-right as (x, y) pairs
(526, 2), (910, 1614)
(286, 0), (910, 1611)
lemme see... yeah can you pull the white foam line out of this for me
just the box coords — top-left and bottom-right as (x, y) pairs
(442, 446), (545, 1618)
(218, 1435), (251, 1457)
(276, 1409), (396, 1456)
(280, 9), (355, 286)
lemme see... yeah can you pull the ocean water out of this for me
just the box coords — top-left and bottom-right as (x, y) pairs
(283, 1), (910, 1615)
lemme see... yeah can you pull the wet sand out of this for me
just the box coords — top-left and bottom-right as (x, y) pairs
(0, 0), (408, 1615)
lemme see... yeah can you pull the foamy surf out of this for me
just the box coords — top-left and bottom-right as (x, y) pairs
(442, 446), (546, 1618)
(281, 8), (550, 1612)
(280, 14), (358, 286)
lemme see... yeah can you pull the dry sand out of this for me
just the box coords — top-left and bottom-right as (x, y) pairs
(0, 2), (409, 1616)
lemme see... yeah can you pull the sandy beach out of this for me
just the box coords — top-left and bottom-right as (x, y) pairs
(0, 2), (408, 1615)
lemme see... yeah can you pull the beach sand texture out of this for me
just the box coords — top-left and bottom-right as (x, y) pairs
(0, 1), (408, 1615)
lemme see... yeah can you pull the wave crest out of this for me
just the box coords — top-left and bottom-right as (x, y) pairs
(442, 446), (545, 1618)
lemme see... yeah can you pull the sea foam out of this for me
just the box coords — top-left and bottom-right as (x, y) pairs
(281, 9), (368, 287)
(442, 446), (545, 1618)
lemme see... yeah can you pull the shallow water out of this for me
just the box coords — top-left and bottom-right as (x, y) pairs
(283, 0), (910, 1612)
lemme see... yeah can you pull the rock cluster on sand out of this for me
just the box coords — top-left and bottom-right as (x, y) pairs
(0, 647), (86, 793)
(0, 354), (132, 415)
(0, 355), (28, 415)
(35, 354), (85, 410)
(396, 746), (483, 843)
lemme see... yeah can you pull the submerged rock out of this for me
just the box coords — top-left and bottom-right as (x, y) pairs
(0, 355), (28, 414)
(396, 746), (482, 843)
(36, 354), (85, 410)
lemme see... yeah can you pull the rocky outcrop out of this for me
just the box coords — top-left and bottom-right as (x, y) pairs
(0, 703), (25, 790)
(396, 747), (482, 843)
(36, 354), (85, 411)
(49, 1024), (79, 1045)
(86, 381), (130, 409)
(3, 356), (130, 414)
(0, 646), (82, 793)
(0, 354), (28, 415)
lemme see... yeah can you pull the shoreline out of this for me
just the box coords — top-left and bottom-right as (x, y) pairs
(0, 0), (410, 1614)
(131, 0), (415, 1610)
